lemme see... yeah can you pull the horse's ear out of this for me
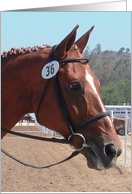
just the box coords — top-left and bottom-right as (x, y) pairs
(54, 25), (79, 60)
(75, 25), (94, 53)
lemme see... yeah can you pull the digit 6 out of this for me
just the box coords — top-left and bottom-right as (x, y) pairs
(51, 64), (54, 74)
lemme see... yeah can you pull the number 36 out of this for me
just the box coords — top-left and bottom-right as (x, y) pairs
(46, 64), (54, 76)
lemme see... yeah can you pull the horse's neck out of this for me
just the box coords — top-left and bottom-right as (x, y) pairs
(1, 53), (47, 130)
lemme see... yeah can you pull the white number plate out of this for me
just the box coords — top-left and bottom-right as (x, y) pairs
(41, 61), (59, 79)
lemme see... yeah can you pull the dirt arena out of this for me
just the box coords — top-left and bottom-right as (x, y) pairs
(1, 126), (131, 192)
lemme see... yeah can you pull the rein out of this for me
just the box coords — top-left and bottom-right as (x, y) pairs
(1, 127), (79, 169)
(1, 45), (111, 168)
(1, 148), (79, 169)
(1, 128), (68, 144)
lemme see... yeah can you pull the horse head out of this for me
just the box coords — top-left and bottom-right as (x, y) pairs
(36, 25), (122, 170)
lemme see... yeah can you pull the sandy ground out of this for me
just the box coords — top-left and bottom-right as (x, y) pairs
(1, 126), (131, 192)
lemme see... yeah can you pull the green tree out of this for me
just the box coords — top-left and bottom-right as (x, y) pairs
(91, 44), (101, 54)
(100, 79), (131, 105)
(118, 47), (125, 53)
(83, 46), (90, 57)
(95, 44), (101, 54)
(126, 48), (130, 53)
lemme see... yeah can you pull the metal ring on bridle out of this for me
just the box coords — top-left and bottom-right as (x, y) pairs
(68, 133), (90, 151)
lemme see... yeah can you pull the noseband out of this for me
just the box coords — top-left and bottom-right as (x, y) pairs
(36, 45), (110, 151)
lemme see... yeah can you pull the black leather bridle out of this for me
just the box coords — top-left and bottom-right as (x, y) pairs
(36, 45), (110, 151)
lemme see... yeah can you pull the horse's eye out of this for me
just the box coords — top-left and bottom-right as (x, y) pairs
(69, 81), (83, 92)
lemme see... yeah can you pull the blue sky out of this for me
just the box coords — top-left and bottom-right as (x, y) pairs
(1, 12), (131, 53)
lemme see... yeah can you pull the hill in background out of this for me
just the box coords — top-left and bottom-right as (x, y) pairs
(83, 45), (131, 105)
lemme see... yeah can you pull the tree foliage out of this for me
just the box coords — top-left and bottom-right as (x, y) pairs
(83, 45), (131, 105)
(99, 79), (131, 105)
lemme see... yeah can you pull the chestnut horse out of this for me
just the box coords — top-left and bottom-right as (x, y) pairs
(1, 25), (122, 170)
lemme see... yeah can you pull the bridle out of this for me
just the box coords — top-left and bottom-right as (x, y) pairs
(1, 45), (110, 168)
(36, 45), (110, 151)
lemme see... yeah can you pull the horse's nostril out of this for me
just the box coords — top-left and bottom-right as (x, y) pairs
(105, 144), (116, 159)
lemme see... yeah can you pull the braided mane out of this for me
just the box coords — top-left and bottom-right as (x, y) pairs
(1, 44), (51, 63)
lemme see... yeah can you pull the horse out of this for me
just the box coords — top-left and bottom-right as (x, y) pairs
(1, 25), (122, 170)
(19, 114), (33, 125)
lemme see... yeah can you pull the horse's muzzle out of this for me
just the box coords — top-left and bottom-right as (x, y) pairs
(68, 132), (122, 170)
(81, 142), (122, 170)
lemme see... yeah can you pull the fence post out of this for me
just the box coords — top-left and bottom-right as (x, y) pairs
(124, 110), (128, 167)
(110, 110), (113, 122)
